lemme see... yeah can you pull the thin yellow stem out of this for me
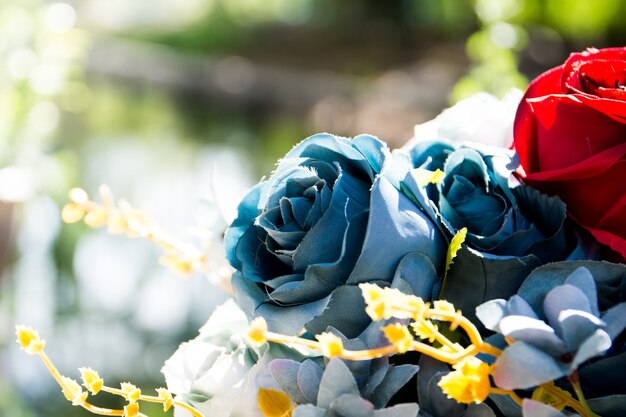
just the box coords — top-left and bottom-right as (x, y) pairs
(477, 342), (502, 357)
(81, 403), (125, 416)
(489, 387), (523, 406)
(569, 373), (600, 417)
(37, 351), (67, 389)
(267, 328), (483, 364)
(174, 401), (206, 417)
(340, 345), (399, 360)
(540, 383), (596, 417)
(265, 332), (320, 350)
(101, 386), (125, 396)
(426, 310), (484, 348)
(37, 352), (126, 416)
(138, 395), (163, 403)
(430, 328), (461, 352)
(66, 189), (209, 276)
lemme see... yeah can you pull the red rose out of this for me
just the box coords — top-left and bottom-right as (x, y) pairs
(514, 47), (626, 259)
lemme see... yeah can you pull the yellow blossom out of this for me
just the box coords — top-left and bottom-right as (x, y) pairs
(247, 317), (268, 347)
(365, 298), (390, 321)
(107, 211), (128, 234)
(360, 283), (391, 321)
(15, 325), (46, 355)
(412, 168), (446, 187)
(159, 254), (195, 276)
(360, 283), (385, 305)
(438, 356), (491, 404)
(316, 332), (344, 358)
(433, 300), (456, 313)
(124, 401), (139, 417)
(405, 297), (428, 321)
(360, 284), (418, 321)
(83, 208), (108, 228)
(411, 320), (438, 343)
(61, 203), (86, 224)
(61, 376), (89, 406)
(258, 388), (293, 417)
(68, 188), (89, 204)
(122, 208), (148, 235)
(156, 388), (174, 412)
(99, 184), (114, 207)
(120, 382), (142, 403)
(79, 367), (103, 394)
(381, 323), (413, 353)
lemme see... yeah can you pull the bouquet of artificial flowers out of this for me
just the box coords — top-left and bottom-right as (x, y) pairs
(17, 47), (626, 417)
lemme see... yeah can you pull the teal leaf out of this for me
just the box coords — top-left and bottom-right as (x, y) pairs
(269, 359), (309, 404)
(521, 400), (569, 417)
(292, 404), (326, 417)
(373, 403), (420, 417)
(329, 394), (375, 417)
(316, 358), (359, 409)
(441, 247), (541, 325)
(493, 342), (567, 390)
(297, 359), (324, 404)
(588, 395), (626, 417)
(369, 364), (419, 408)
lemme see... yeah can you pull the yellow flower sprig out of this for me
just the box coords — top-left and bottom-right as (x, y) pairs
(15, 325), (205, 417)
(246, 285), (601, 417)
(245, 285), (508, 405)
(61, 186), (232, 290)
(246, 288), (499, 364)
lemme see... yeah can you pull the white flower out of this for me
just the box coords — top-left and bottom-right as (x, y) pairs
(162, 299), (278, 417)
(406, 89), (523, 149)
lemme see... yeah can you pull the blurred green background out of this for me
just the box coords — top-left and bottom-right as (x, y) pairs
(1, 0), (625, 415)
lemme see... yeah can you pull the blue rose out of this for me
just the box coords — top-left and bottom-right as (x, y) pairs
(225, 133), (445, 338)
(393, 139), (596, 323)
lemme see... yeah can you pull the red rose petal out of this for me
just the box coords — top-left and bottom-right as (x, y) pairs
(525, 158), (626, 233)
(513, 65), (565, 174)
(562, 47), (626, 83)
(586, 227), (626, 260)
(525, 95), (626, 171)
(596, 191), (626, 230)
(515, 47), (626, 260)
(574, 93), (626, 123)
(565, 60), (626, 96)
(524, 141), (626, 182)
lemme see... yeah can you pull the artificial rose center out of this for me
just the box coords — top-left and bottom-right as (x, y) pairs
(577, 61), (626, 99)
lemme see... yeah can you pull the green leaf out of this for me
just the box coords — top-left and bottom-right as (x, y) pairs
(439, 227), (467, 298)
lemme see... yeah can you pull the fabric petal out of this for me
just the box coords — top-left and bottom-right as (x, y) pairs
(348, 175), (446, 283)
(498, 315), (567, 357)
(316, 358), (360, 409)
(493, 342), (567, 389)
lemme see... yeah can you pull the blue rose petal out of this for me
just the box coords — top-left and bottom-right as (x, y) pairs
(348, 175), (445, 284)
